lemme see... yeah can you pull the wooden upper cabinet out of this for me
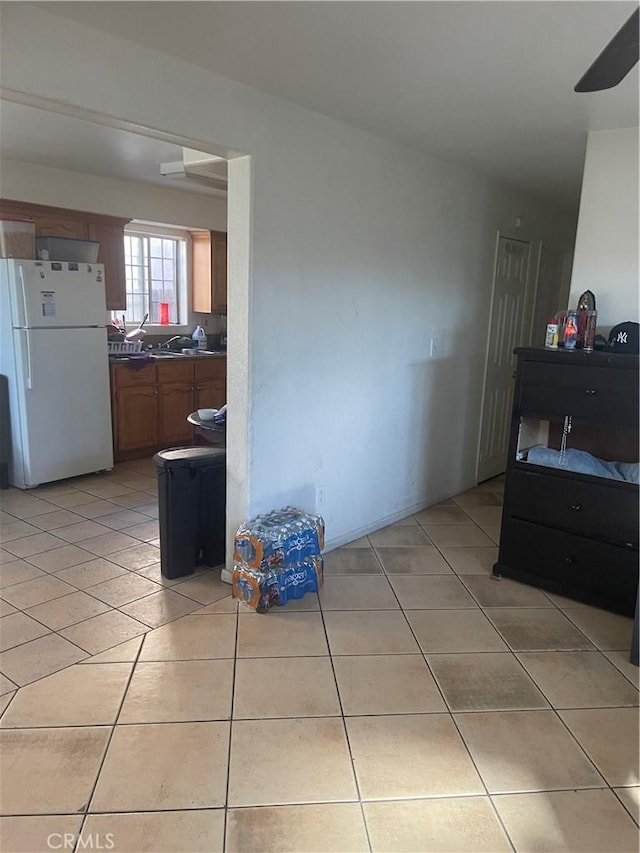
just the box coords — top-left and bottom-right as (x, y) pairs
(35, 213), (88, 240)
(87, 218), (129, 311)
(212, 230), (227, 314)
(191, 231), (212, 313)
(190, 229), (227, 315)
(0, 199), (130, 311)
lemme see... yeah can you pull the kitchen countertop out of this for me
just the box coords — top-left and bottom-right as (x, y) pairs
(109, 350), (227, 363)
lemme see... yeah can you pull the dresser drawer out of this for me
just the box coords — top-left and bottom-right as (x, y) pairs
(497, 518), (637, 615)
(519, 361), (638, 425)
(509, 469), (639, 547)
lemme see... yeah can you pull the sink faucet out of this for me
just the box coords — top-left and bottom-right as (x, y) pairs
(161, 336), (182, 350)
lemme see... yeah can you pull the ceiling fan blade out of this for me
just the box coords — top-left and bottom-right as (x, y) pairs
(574, 7), (639, 92)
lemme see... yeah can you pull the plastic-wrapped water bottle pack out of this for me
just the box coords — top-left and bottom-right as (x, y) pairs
(232, 507), (324, 613)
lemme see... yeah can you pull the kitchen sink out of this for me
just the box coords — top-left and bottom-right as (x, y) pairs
(149, 351), (188, 359)
(148, 349), (226, 360)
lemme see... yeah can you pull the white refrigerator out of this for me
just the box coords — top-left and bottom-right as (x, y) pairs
(0, 259), (113, 488)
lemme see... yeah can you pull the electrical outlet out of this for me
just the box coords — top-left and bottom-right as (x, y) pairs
(316, 485), (327, 511)
(429, 337), (439, 358)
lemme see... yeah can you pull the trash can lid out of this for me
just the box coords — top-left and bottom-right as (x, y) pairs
(154, 446), (226, 469)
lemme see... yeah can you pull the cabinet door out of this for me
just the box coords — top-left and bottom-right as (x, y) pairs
(34, 213), (88, 239)
(159, 383), (194, 443)
(191, 231), (212, 313)
(211, 230), (227, 314)
(195, 381), (226, 410)
(88, 219), (129, 311)
(116, 386), (158, 450)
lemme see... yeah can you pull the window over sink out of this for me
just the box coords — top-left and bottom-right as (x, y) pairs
(124, 224), (188, 325)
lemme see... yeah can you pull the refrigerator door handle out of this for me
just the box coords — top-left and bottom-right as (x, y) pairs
(20, 330), (33, 390)
(18, 266), (29, 328)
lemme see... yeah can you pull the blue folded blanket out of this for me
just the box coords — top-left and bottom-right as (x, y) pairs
(527, 446), (639, 484)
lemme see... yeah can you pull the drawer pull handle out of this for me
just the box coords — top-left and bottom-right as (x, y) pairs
(584, 388), (598, 396)
(563, 556), (575, 565)
(570, 503), (582, 512)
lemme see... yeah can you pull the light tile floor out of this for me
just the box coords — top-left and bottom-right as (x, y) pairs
(0, 458), (229, 690)
(0, 472), (638, 852)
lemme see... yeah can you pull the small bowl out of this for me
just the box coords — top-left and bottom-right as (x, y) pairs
(197, 408), (218, 421)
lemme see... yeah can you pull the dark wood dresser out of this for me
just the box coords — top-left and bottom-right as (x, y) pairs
(493, 347), (639, 617)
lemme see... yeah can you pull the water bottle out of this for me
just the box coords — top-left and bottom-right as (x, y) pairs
(192, 325), (207, 350)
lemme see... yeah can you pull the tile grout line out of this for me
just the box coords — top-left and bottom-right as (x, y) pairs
(506, 647), (617, 796)
(371, 508), (635, 832)
(368, 541), (519, 853)
(3, 699), (640, 732)
(73, 630), (147, 852)
(611, 787), (640, 828)
(316, 577), (374, 853)
(10, 786), (634, 820)
(221, 591), (241, 852)
(515, 652), (636, 791)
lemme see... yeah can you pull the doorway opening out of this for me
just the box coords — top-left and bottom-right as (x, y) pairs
(0, 89), (252, 570)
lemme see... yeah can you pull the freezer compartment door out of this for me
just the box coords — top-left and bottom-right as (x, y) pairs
(8, 260), (106, 328)
(12, 327), (113, 487)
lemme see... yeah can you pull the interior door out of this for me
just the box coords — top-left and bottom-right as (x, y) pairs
(477, 236), (530, 482)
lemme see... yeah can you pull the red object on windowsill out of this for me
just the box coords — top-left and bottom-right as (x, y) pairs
(159, 302), (170, 325)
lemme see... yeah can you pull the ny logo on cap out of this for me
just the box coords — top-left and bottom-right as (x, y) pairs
(616, 331), (628, 344)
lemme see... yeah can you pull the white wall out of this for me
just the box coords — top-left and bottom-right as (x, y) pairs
(0, 158), (227, 231)
(1, 4), (577, 548)
(1, 158), (228, 333)
(569, 128), (639, 330)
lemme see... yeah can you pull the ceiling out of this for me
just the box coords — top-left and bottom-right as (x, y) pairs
(17, 2), (640, 209)
(0, 101), (227, 198)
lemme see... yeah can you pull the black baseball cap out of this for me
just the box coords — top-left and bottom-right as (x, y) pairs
(607, 322), (640, 354)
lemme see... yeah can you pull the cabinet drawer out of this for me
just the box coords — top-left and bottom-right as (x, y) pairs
(519, 361), (638, 425)
(195, 358), (226, 382)
(156, 361), (195, 384)
(509, 469), (639, 547)
(111, 363), (157, 387)
(498, 518), (637, 615)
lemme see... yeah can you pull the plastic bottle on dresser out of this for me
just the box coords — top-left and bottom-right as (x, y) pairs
(545, 316), (559, 348)
(192, 325), (207, 350)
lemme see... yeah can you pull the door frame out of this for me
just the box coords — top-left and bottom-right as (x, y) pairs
(475, 230), (541, 484)
(1, 86), (253, 574)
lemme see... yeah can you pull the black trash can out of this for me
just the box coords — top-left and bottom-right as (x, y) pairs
(154, 446), (226, 579)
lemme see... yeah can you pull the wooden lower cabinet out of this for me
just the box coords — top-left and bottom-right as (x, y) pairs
(195, 381), (226, 410)
(159, 383), (195, 444)
(115, 386), (159, 451)
(111, 357), (226, 460)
